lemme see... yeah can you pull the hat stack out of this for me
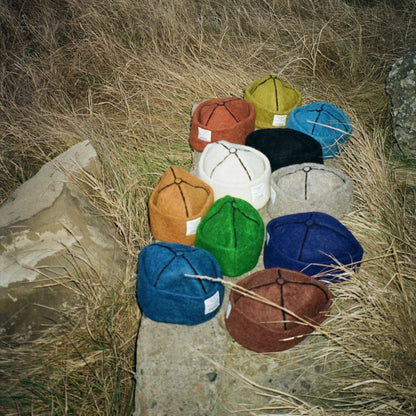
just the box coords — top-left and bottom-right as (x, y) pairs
(286, 101), (352, 159)
(268, 162), (353, 219)
(189, 97), (256, 152)
(245, 128), (324, 172)
(263, 212), (364, 283)
(148, 166), (214, 245)
(196, 140), (271, 210)
(195, 196), (265, 277)
(244, 75), (302, 129)
(225, 267), (333, 353)
(137, 242), (224, 325)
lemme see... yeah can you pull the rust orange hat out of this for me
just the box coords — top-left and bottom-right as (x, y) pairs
(148, 166), (214, 245)
(225, 267), (333, 353)
(190, 97), (256, 152)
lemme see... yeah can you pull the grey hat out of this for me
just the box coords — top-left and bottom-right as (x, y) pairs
(268, 162), (353, 219)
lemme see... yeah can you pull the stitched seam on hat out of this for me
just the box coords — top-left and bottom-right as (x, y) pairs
(209, 143), (252, 181)
(272, 77), (279, 111)
(234, 152), (252, 180)
(306, 165), (348, 182)
(321, 104), (349, 128)
(251, 75), (273, 95)
(183, 255), (208, 294)
(223, 101), (241, 123)
(154, 255), (176, 287)
(298, 214), (314, 261)
(307, 104), (348, 136)
(199, 199), (261, 246)
(304, 169), (309, 200)
(204, 105), (217, 126)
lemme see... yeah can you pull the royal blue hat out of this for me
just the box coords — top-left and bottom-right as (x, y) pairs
(137, 242), (224, 325)
(264, 212), (363, 283)
(286, 102), (352, 159)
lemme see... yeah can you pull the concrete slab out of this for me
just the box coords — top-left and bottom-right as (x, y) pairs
(134, 293), (231, 416)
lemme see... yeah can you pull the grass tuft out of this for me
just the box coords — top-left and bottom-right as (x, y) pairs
(1, 0), (416, 414)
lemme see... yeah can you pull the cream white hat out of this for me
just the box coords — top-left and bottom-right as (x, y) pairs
(196, 141), (271, 209)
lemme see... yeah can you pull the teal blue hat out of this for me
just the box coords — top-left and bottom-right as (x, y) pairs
(286, 102), (352, 159)
(137, 242), (224, 325)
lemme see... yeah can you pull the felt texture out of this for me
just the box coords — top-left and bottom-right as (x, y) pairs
(196, 140), (271, 209)
(137, 242), (224, 325)
(245, 128), (324, 172)
(268, 162), (353, 219)
(244, 75), (302, 129)
(264, 212), (364, 283)
(148, 166), (214, 245)
(195, 196), (265, 277)
(286, 101), (352, 159)
(189, 97), (256, 152)
(225, 267), (333, 353)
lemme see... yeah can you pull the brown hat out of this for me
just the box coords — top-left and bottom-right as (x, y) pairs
(148, 166), (214, 245)
(190, 97), (256, 152)
(225, 268), (333, 353)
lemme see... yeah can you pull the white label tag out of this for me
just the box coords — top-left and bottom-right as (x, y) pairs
(270, 187), (276, 204)
(272, 114), (287, 127)
(186, 217), (201, 236)
(204, 291), (220, 315)
(251, 183), (266, 202)
(225, 301), (232, 319)
(198, 127), (212, 142)
(266, 231), (270, 246)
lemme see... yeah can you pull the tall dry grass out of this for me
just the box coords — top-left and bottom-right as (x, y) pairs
(1, 0), (416, 414)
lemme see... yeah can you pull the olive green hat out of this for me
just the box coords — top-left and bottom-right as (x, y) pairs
(244, 75), (302, 129)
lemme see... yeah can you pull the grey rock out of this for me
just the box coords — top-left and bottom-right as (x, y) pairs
(386, 44), (416, 156)
(0, 140), (125, 338)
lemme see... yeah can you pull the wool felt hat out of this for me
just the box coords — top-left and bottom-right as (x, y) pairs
(225, 267), (333, 353)
(189, 97), (256, 152)
(195, 196), (265, 277)
(244, 75), (302, 129)
(137, 242), (224, 325)
(196, 140), (271, 210)
(148, 166), (214, 245)
(286, 101), (352, 159)
(263, 212), (363, 283)
(268, 162), (353, 219)
(245, 128), (324, 172)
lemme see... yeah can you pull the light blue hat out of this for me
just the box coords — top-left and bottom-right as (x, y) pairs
(286, 102), (352, 159)
(137, 242), (224, 325)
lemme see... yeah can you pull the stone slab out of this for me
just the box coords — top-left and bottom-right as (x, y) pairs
(0, 140), (126, 338)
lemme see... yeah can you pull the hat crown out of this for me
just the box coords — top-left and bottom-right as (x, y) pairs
(267, 212), (359, 263)
(276, 163), (350, 201)
(155, 166), (211, 217)
(199, 196), (263, 248)
(293, 102), (352, 137)
(198, 97), (251, 129)
(203, 141), (267, 184)
(141, 242), (220, 296)
(249, 75), (300, 113)
(233, 268), (331, 331)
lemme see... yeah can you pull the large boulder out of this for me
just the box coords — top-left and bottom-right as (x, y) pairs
(0, 140), (126, 339)
(386, 44), (416, 157)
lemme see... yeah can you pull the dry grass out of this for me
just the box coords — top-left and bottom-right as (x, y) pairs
(1, 0), (416, 414)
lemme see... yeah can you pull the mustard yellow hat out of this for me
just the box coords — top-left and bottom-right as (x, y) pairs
(244, 75), (302, 129)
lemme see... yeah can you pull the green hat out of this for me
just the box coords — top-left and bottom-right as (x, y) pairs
(244, 75), (302, 129)
(195, 196), (264, 277)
